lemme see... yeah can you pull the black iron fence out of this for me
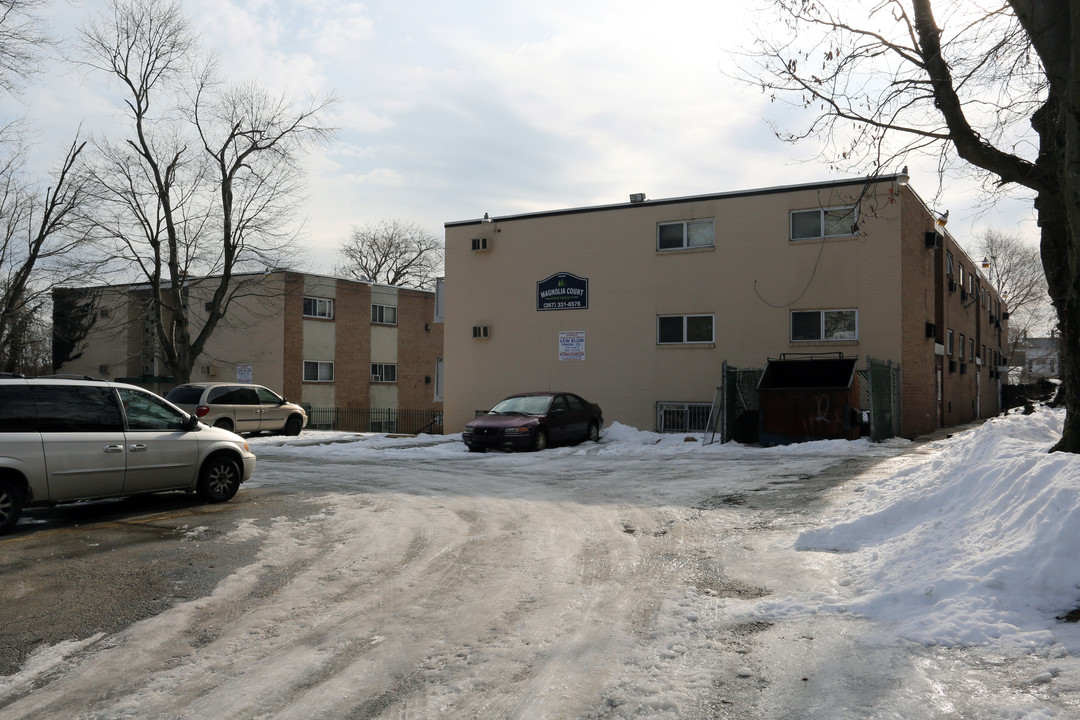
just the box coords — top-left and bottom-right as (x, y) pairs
(304, 407), (443, 435)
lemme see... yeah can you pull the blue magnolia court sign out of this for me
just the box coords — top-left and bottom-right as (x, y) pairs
(537, 272), (589, 311)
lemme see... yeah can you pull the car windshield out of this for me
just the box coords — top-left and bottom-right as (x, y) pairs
(489, 395), (552, 415)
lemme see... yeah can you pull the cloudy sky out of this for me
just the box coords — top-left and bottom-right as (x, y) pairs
(18, 0), (1040, 274)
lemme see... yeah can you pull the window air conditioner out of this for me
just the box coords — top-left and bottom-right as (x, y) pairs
(948, 280), (957, 292)
(925, 231), (940, 249)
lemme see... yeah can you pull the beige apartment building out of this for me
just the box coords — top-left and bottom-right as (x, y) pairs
(443, 175), (1008, 439)
(53, 271), (444, 415)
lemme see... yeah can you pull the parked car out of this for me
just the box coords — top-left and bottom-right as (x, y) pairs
(463, 392), (603, 452)
(166, 383), (307, 436)
(0, 377), (256, 535)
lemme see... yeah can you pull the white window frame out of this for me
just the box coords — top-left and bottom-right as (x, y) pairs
(790, 309), (859, 342)
(303, 296), (334, 319)
(371, 363), (397, 383)
(303, 360), (334, 382)
(371, 304), (397, 325)
(790, 206), (857, 241)
(657, 314), (714, 344)
(657, 219), (714, 251)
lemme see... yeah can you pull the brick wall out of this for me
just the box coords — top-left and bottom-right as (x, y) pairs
(396, 288), (442, 411)
(899, 189), (941, 437)
(334, 279), (373, 408)
(282, 273), (305, 401)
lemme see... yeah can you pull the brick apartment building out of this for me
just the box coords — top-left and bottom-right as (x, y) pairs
(53, 271), (444, 415)
(443, 175), (1008, 439)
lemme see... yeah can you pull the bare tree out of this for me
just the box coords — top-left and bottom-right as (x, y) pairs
(968, 229), (1050, 353)
(79, 0), (334, 384)
(743, 0), (1080, 452)
(0, 0), (50, 96)
(337, 219), (443, 289)
(0, 130), (93, 373)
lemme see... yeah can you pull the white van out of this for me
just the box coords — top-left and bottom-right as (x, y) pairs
(0, 377), (256, 534)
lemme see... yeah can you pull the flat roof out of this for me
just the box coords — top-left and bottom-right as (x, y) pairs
(445, 174), (906, 228)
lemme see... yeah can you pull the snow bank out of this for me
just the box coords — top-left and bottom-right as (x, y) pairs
(782, 407), (1080, 649)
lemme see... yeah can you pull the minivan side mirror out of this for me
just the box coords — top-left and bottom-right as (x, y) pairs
(184, 414), (201, 431)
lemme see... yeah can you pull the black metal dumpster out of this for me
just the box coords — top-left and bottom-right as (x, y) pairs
(757, 354), (861, 445)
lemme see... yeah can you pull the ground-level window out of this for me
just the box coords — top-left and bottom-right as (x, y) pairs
(656, 402), (713, 433)
(790, 309), (857, 341)
(657, 219), (714, 250)
(304, 360), (334, 382)
(790, 206), (857, 240)
(303, 297), (334, 319)
(657, 314), (714, 344)
(371, 304), (397, 325)
(371, 363), (397, 382)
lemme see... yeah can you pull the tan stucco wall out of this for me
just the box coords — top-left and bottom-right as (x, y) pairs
(445, 180), (909, 433)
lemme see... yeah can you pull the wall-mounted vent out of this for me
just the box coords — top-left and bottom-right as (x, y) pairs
(204, 364), (216, 376)
(925, 231), (940, 249)
(99, 308), (110, 318)
(1002, 311), (1010, 320)
(925, 322), (936, 339)
(204, 301), (214, 312)
(98, 364), (110, 375)
(471, 237), (490, 252)
(472, 325), (489, 339)
(949, 360), (957, 373)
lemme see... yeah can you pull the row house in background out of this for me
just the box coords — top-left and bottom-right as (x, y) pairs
(53, 271), (444, 422)
(443, 175), (1008, 440)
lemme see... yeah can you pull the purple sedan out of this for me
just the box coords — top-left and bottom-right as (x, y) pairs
(463, 392), (604, 452)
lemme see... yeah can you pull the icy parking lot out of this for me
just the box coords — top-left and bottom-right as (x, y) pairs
(2, 411), (1079, 718)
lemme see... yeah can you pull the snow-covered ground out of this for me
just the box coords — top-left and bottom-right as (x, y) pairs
(2, 407), (1079, 718)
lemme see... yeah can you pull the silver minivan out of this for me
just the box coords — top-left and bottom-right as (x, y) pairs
(0, 377), (256, 534)
(166, 383), (307, 436)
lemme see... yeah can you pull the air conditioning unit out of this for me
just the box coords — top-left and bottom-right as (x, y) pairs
(948, 280), (957, 292)
(472, 325), (489, 339)
(925, 322), (936, 339)
(925, 231), (940, 249)
(471, 237), (490, 252)
(1002, 311), (1010, 320)
(949, 360), (957, 373)
(99, 308), (110, 318)
(960, 363), (967, 375)
(98, 364), (110, 375)
(960, 289), (968, 301)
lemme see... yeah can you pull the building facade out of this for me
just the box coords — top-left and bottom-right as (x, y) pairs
(53, 271), (444, 414)
(443, 176), (1007, 439)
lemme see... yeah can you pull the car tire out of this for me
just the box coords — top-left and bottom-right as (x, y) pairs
(197, 456), (241, 503)
(284, 415), (303, 436)
(532, 428), (548, 452)
(586, 422), (600, 443)
(0, 480), (23, 535)
(467, 444), (484, 453)
(213, 418), (234, 433)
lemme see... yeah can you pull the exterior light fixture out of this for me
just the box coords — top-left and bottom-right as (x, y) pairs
(481, 212), (494, 223)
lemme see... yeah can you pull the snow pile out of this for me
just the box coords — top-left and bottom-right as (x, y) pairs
(779, 408), (1080, 648)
